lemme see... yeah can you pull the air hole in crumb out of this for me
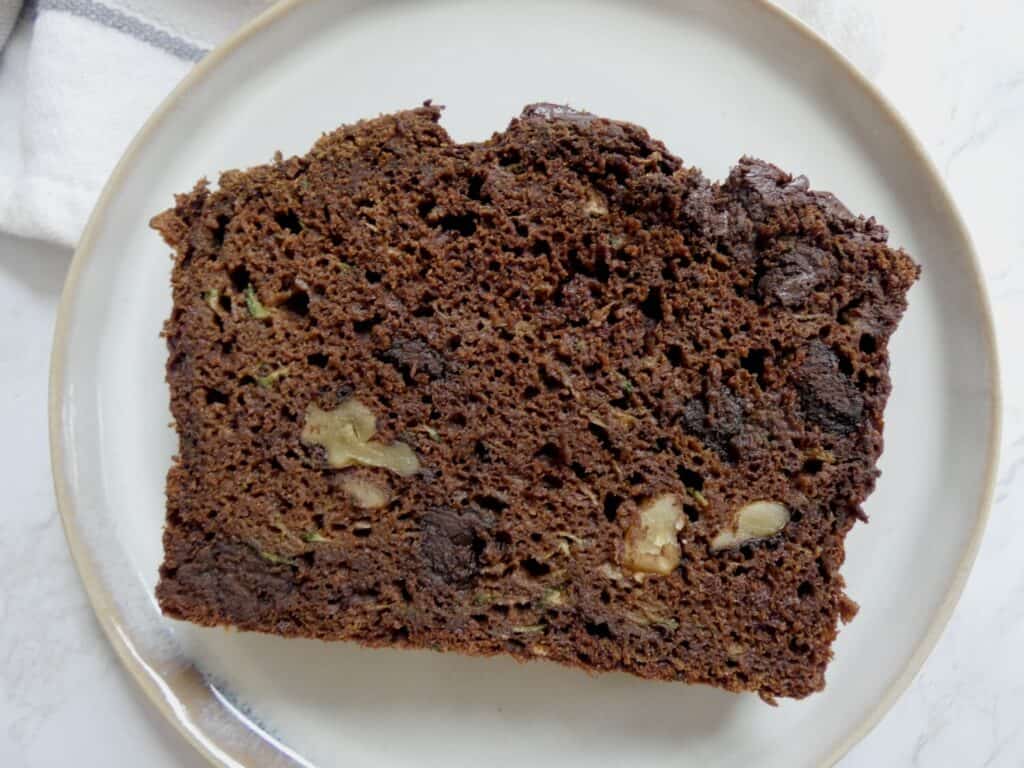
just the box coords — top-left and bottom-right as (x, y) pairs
(353, 527), (372, 538)
(531, 238), (551, 256)
(666, 344), (684, 367)
(474, 494), (509, 513)
(495, 530), (513, 547)
(587, 422), (615, 453)
(365, 270), (382, 284)
(837, 350), (854, 376)
(676, 466), (704, 491)
(228, 265), (250, 293)
(797, 581), (815, 599)
(600, 589), (611, 605)
(283, 290), (309, 316)
(353, 314), (382, 334)
(740, 348), (768, 377)
(570, 462), (587, 479)
(535, 442), (563, 465)
(585, 621), (613, 640)
(307, 352), (328, 368)
(530, 532), (543, 543)
(683, 503), (699, 522)
(471, 534), (486, 559)
(467, 174), (485, 201)
(449, 412), (467, 428)
(275, 210), (302, 234)
(521, 558), (551, 578)
(602, 493), (623, 523)
(499, 149), (521, 167)
(205, 388), (229, 405)
(523, 385), (540, 399)
(639, 287), (664, 322)
(859, 333), (877, 354)
(218, 294), (232, 312)
(539, 366), (564, 391)
(541, 474), (563, 490)
(802, 458), (824, 475)
(438, 212), (477, 237)
(412, 304), (435, 318)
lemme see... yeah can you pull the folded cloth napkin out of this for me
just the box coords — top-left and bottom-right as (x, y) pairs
(0, 0), (270, 247)
(0, 0), (878, 250)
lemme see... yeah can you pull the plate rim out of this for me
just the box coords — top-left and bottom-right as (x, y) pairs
(48, 1), (1002, 766)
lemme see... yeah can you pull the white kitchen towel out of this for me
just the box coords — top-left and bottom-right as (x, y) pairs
(0, 0), (270, 247)
(0, 0), (880, 250)
(0, 1), (19, 49)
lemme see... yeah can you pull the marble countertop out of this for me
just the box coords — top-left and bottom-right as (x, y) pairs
(1, 1), (1021, 765)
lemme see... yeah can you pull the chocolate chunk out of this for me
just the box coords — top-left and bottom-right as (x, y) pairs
(737, 158), (809, 208)
(381, 338), (446, 382)
(758, 242), (837, 308)
(521, 103), (597, 126)
(680, 387), (747, 461)
(419, 508), (486, 587)
(158, 540), (294, 627)
(796, 340), (864, 434)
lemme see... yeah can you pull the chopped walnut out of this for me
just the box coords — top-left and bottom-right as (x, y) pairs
(340, 475), (391, 509)
(301, 398), (420, 477)
(622, 493), (685, 576)
(711, 500), (790, 551)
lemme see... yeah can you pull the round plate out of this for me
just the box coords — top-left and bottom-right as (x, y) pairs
(50, 1), (1000, 766)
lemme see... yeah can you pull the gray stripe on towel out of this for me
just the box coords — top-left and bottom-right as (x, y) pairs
(37, 0), (208, 61)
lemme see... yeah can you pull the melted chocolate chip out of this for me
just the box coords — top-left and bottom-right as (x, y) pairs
(420, 508), (486, 587)
(796, 340), (864, 434)
(381, 338), (446, 383)
(758, 242), (837, 308)
(680, 387), (748, 461)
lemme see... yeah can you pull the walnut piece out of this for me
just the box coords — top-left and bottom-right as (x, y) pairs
(301, 398), (420, 477)
(622, 493), (685, 576)
(583, 191), (608, 217)
(598, 562), (624, 581)
(340, 475), (390, 509)
(711, 500), (790, 551)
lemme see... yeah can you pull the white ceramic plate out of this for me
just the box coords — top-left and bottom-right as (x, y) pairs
(50, 1), (1000, 766)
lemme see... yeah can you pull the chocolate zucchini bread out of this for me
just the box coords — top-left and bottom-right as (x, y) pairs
(152, 103), (918, 701)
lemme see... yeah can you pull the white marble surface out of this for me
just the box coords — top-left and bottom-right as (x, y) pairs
(1, 0), (1021, 765)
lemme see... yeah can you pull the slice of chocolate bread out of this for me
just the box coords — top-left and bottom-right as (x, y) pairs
(152, 103), (918, 701)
